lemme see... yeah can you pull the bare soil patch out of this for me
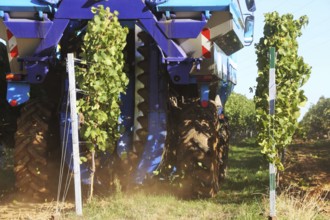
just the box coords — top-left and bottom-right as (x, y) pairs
(0, 199), (74, 220)
(281, 141), (330, 192)
(0, 152), (75, 220)
(280, 141), (330, 214)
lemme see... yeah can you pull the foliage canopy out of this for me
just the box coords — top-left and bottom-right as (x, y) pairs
(225, 93), (256, 140)
(299, 96), (330, 140)
(254, 12), (311, 169)
(76, 5), (129, 152)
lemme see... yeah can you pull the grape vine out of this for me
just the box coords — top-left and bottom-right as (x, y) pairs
(76, 5), (129, 152)
(254, 12), (311, 169)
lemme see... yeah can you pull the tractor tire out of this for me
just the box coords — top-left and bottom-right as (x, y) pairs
(218, 117), (229, 183)
(175, 101), (220, 198)
(14, 99), (52, 200)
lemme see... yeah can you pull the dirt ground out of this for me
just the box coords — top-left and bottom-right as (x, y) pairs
(281, 141), (330, 192)
(280, 141), (330, 214)
(0, 141), (329, 219)
(0, 152), (75, 220)
(0, 199), (74, 220)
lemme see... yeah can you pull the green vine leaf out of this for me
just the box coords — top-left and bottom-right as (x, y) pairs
(76, 5), (129, 152)
(254, 12), (311, 170)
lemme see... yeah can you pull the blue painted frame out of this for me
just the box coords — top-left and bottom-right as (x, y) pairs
(0, 0), (254, 186)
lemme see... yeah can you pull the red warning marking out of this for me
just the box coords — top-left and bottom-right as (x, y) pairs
(10, 45), (19, 58)
(201, 28), (211, 59)
(6, 28), (19, 59)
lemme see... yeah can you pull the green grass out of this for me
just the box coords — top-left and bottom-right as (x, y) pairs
(66, 192), (267, 220)
(217, 143), (268, 204)
(53, 141), (330, 219)
(64, 142), (268, 219)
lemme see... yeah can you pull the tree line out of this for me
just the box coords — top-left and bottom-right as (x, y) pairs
(297, 96), (330, 141)
(225, 93), (329, 143)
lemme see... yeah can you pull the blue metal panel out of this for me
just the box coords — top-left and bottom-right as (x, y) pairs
(25, 56), (50, 83)
(55, 0), (154, 20)
(135, 44), (167, 184)
(0, 0), (53, 13)
(139, 19), (186, 58)
(156, 0), (231, 12)
(9, 19), (68, 84)
(34, 19), (69, 55)
(6, 82), (30, 105)
(116, 66), (135, 158)
(4, 20), (53, 38)
(51, 0), (190, 68)
(56, 0), (185, 57)
(167, 61), (195, 84)
(157, 19), (206, 39)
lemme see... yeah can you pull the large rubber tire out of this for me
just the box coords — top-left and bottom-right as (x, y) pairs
(175, 101), (220, 198)
(218, 117), (229, 183)
(14, 99), (51, 200)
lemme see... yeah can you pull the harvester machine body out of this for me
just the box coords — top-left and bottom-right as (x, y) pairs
(0, 0), (255, 102)
(0, 0), (256, 197)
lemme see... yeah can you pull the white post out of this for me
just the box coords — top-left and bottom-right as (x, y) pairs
(269, 47), (277, 219)
(67, 53), (83, 216)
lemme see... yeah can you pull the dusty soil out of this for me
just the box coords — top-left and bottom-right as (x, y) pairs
(0, 173), (75, 220)
(0, 151), (75, 220)
(0, 199), (74, 220)
(280, 141), (330, 214)
(281, 141), (330, 192)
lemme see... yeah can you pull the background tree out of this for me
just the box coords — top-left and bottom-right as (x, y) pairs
(225, 93), (256, 141)
(254, 12), (311, 169)
(298, 96), (330, 140)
